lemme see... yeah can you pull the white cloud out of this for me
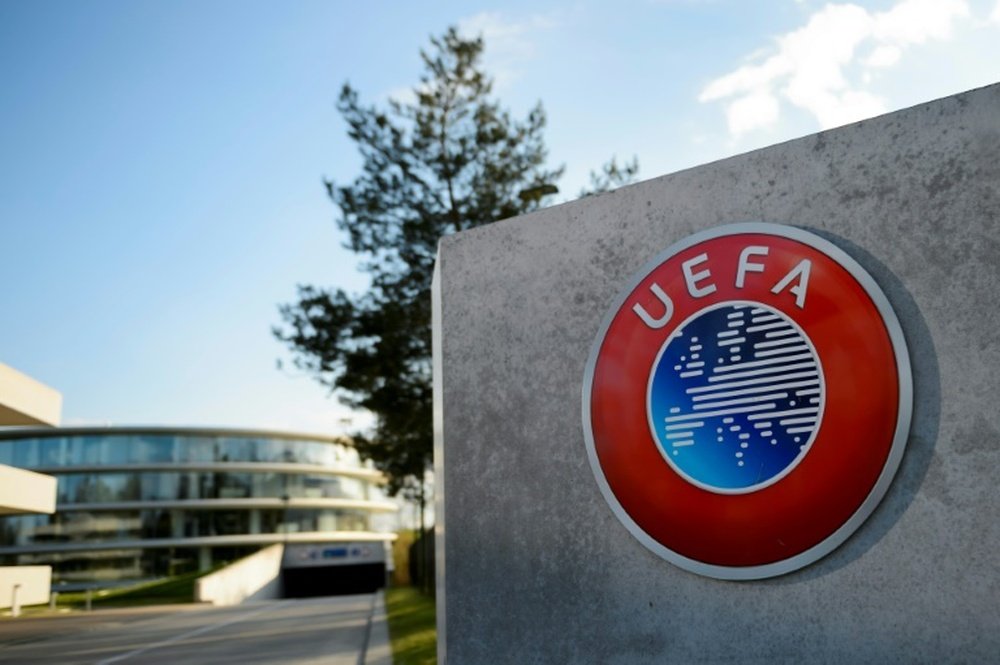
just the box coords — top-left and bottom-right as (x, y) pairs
(991, 0), (1000, 23)
(457, 11), (556, 89)
(864, 45), (902, 68)
(699, 0), (973, 136)
(725, 90), (781, 135)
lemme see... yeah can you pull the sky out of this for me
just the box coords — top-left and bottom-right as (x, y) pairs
(1, 0), (998, 437)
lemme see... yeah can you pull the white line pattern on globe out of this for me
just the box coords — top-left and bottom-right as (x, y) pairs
(652, 302), (826, 492)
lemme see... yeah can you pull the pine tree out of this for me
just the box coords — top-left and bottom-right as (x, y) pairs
(274, 27), (636, 503)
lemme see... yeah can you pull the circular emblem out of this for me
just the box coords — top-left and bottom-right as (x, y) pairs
(582, 223), (912, 579)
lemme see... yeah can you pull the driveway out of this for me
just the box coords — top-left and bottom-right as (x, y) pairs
(0, 593), (379, 664)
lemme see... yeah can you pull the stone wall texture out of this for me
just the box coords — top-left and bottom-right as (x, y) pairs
(433, 83), (1000, 664)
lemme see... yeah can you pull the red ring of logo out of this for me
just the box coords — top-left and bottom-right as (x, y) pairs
(583, 224), (911, 579)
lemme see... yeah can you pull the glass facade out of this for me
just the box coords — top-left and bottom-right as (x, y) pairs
(0, 428), (396, 588)
(0, 432), (365, 469)
(49, 471), (369, 504)
(1, 508), (372, 545)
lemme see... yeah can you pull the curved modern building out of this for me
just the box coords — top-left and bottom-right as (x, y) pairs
(0, 426), (398, 589)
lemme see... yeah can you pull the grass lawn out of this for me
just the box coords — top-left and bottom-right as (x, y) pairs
(55, 568), (207, 609)
(2, 569), (210, 618)
(385, 586), (437, 664)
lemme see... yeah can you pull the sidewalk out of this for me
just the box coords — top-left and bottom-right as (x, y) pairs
(363, 590), (392, 665)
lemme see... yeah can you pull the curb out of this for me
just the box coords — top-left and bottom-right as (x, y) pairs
(361, 590), (392, 665)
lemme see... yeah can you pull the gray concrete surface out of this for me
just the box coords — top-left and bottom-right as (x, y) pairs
(363, 591), (392, 665)
(0, 594), (383, 664)
(433, 83), (1000, 663)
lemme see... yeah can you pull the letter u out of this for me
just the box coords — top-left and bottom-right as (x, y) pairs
(632, 283), (674, 329)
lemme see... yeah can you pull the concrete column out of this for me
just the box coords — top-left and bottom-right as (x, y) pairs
(171, 510), (184, 538)
(198, 546), (212, 572)
(249, 509), (261, 535)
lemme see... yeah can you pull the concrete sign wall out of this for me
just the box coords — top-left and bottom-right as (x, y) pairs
(433, 83), (999, 663)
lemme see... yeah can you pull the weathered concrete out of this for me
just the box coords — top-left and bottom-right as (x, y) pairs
(433, 84), (1000, 663)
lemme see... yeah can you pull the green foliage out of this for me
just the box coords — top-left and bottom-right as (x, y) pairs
(391, 529), (418, 586)
(581, 155), (640, 197)
(275, 26), (637, 496)
(56, 569), (206, 608)
(385, 586), (437, 665)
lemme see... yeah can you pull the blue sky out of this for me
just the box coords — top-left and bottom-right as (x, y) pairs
(2, 0), (998, 435)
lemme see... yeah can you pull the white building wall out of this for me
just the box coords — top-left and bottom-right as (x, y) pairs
(0, 362), (61, 427)
(0, 566), (51, 609)
(0, 464), (57, 515)
(194, 544), (284, 606)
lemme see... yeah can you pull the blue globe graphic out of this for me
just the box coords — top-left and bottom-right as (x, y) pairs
(647, 301), (825, 493)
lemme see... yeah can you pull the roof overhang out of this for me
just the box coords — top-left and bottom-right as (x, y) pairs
(0, 464), (57, 515)
(0, 363), (62, 427)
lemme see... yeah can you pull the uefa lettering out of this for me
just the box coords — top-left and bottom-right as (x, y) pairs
(582, 223), (912, 579)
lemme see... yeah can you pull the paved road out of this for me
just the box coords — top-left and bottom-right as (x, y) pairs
(0, 594), (376, 664)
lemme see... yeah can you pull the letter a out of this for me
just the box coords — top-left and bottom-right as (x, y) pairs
(771, 259), (811, 309)
(633, 283), (674, 329)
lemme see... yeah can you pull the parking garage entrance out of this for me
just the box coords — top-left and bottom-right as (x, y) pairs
(281, 543), (387, 597)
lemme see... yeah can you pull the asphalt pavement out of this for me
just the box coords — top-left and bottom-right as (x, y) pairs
(0, 593), (384, 665)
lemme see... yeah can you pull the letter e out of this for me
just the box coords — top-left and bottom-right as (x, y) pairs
(682, 253), (717, 298)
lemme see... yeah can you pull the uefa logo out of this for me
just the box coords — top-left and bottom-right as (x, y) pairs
(582, 223), (912, 580)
